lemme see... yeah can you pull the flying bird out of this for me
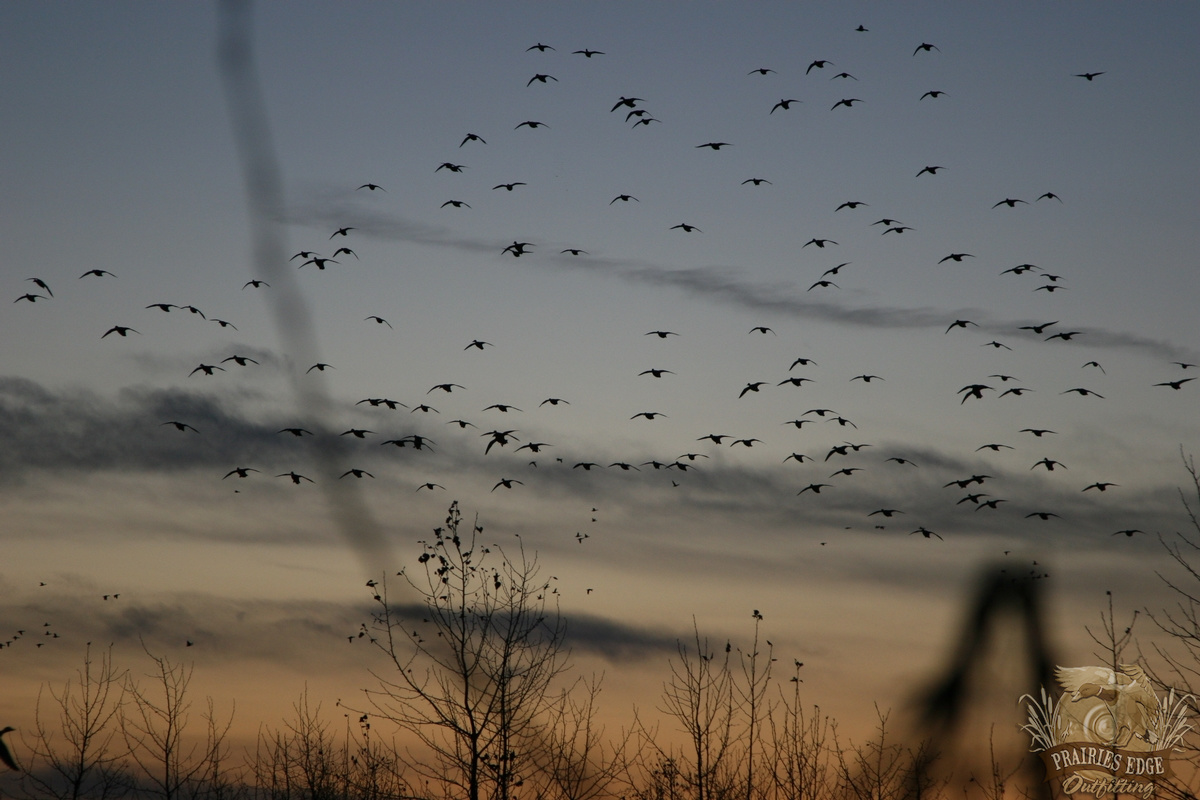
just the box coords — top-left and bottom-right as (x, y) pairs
(831, 98), (863, 110)
(25, 278), (52, 296)
(527, 42), (554, 52)
(770, 99), (801, 113)
(916, 166), (945, 176)
(0, 726), (21, 772)
(101, 326), (140, 338)
(493, 182), (527, 191)
(527, 73), (557, 86)
(803, 238), (838, 248)
(306, 363), (333, 373)
(806, 60), (834, 74)
(515, 120), (548, 129)
(79, 269), (116, 278)
(1075, 72), (1105, 80)
(611, 96), (643, 111)
(938, 253), (974, 263)
(748, 68), (776, 75)
(492, 478), (524, 491)
(242, 280), (269, 289)
(277, 472), (315, 484)
(459, 133), (486, 147)
(992, 198), (1029, 208)
(1155, 378), (1194, 390)
(357, 183), (386, 191)
(574, 49), (604, 57)
(695, 142), (732, 150)
(339, 469), (375, 479)
(920, 91), (947, 100)
(330, 227), (355, 238)
(189, 364), (225, 376)
(365, 316), (393, 328)
(162, 421), (199, 433)
(670, 223), (701, 232)
(223, 467), (258, 479)
(913, 42), (941, 55)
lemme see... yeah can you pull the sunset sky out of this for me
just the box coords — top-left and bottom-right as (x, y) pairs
(2, 1), (1199, 765)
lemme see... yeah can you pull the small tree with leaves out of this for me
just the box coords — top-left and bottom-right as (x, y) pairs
(365, 501), (570, 800)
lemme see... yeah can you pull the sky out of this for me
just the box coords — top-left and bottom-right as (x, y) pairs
(2, 0), (1199, 764)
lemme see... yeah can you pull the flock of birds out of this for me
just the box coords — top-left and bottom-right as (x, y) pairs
(8, 32), (1195, 558)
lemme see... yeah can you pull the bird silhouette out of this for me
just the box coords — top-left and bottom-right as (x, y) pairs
(527, 74), (557, 86)
(277, 472), (314, 484)
(330, 227), (355, 238)
(1075, 72), (1105, 80)
(670, 223), (701, 232)
(1155, 378), (1194, 390)
(162, 421), (199, 433)
(459, 134), (486, 147)
(806, 60), (834, 74)
(574, 49), (604, 57)
(79, 269), (116, 279)
(748, 68), (776, 76)
(26, 278), (53, 296)
(0, 726), (21, 771)
(695, 142), (732, 150)
(102, 326), (140, 338)
(770, 99), (801, 113)
(913, 43), (941, 55)
(357, 183), (386, 192)
(916, 166), (945, 176)
(515, 120), (548, 129)
(492, 478), (524, 491)
(910, 527), (943, 540)
(189, 364), (225, 376)
(831, 98), (863, 110)
(992, 198), (1028, 208)
(339, 469), (375, 479)
(920, 90), (947, 100)
(223, 467), (258, 479)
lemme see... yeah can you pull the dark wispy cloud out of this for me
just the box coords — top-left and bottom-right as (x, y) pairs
(289, 200), (1194, 362)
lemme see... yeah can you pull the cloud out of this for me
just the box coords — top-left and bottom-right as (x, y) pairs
(287, 200), (1195, 362)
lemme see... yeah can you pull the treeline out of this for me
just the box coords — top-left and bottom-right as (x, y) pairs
(10, 490), (1200, 800)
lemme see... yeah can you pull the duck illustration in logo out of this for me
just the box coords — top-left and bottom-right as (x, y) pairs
(1055, 664), (1158, 751)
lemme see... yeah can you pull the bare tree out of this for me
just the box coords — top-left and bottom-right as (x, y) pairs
(764, 665), (831, 800)
(120, 646), (233, 800)
(735, 612), (773, 800)
(831, 707), (943, 800)
(365, 501), (569, 800)
(534, 676), (628, 800)
(653, 622), (738, 800)
(20, 643), (130, 800)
